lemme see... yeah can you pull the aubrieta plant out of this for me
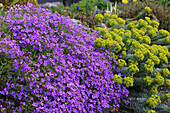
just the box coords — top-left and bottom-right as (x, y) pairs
(94, 11), (170, 112)
(0, 3), (130, 113)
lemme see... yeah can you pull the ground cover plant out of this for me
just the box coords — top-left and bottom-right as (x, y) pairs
(0, 3), (131, 113)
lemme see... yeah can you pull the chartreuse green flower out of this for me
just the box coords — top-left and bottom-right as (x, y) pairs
(148, 29), (157, 37)
(145, 17), (152, 24)
(103, 32), (112, 39)
(159, 53), (168, 64)
(117, 59), (127, 67)
(144, 76), (153, 86)
(147, 110), (157, 113)
(138, 19), (148, 27)
(162, 68), (170, 77)
(128, 64), (139, 75)
(112, 74), (122, 85)
(149, 53), (160, 65)
(95, 14), (104, 22)
(166, 79), (170, 87)
(140, 27), (147, 33)
(166, 35), (170, 43)
(110, 41), (122, 53)
(101, 28), (109, 34)
(104, 13), (111, 21)
(123, 76), (134, 87)
(105, 38), (114, 49)
(166, 94), (170, 102)
(151, 20), (160, 28)
(119, 31), (124, 37)
(144, 59), (154, 73)
(143, 35), (151, 44)
(111, 14), (118, 19)
(146, 94), (161, 108)
(96, 27), (102, 31)
(154, 71), (164, 85)
(110, 52), (118, 60)
(125, 30), (132, 39)
(158, 29), (169, 37)
(121, 50), (127, 58)
(115, 36), (123, 43)
(94, 38), (105, 48)
(117, 18), (125, 25)
(109, 19), (118, 26)
(128, 59), (138, 66)
(140, 44), (150, 56)
(113, 28), (119, 33)
(150, 85), (158, 93)
(134, 49), (144, 61)
(144, 7), (152, 13)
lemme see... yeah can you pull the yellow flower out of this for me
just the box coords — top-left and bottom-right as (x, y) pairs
(117, 18), (125, 25)
(159, 53), (168, 64)
(112, 74), (122, 85)
(125, 30), (131, 38)
(0, 3), (3, 8)
(146, 94), (161, 108)
(128, 64), (139, 75)
(121, 51), (127, 58)
(111, 14), (118, 19)
(144, 7), (152, 13)
(143, 35), (151, 44)
(148, 110), (157, 113)
(166, 35), (170, 43)
(166, 94), (170, 102)
(150, 85), (158, 93)
(110, 53), (118, 60)
(166, 79), (170, 87)
(115, 36), (122, 43)
(122, 0), (128, 4)
(105, 38), (114, 49)
(95, 14), (104, 22)
(104, 13), (111, 20)
(124, 77), (134, 87)
(162, 68), (170, 77)
(134, 49), (144, 61)
(144, 76), (153, 86)
(109, 19), (118, 26)
(103, 33), (112, 39)
(155, 74), (164, 85)
(94, 38), (105, 48)
(117, 59), (127, 67)
(133, 0), (137, 3)
(149, 54), (160, 65)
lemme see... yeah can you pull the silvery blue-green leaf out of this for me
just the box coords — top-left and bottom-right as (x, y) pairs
(114, 1), (117, 15)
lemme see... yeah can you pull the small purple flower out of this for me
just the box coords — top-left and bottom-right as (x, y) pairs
(77, 5), (79, 10)
(102, 10), (105, 15)
(96, 10), (98, 14)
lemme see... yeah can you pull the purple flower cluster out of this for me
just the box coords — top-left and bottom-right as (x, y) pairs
(0, 3), (130, 112)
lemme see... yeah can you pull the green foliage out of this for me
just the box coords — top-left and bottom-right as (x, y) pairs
(117, 0), (170, 32)
(48, 3), (65, 14)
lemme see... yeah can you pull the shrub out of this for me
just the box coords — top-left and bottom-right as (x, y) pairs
(94, 12), (170, 112)
(0, 3), (130, 112)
